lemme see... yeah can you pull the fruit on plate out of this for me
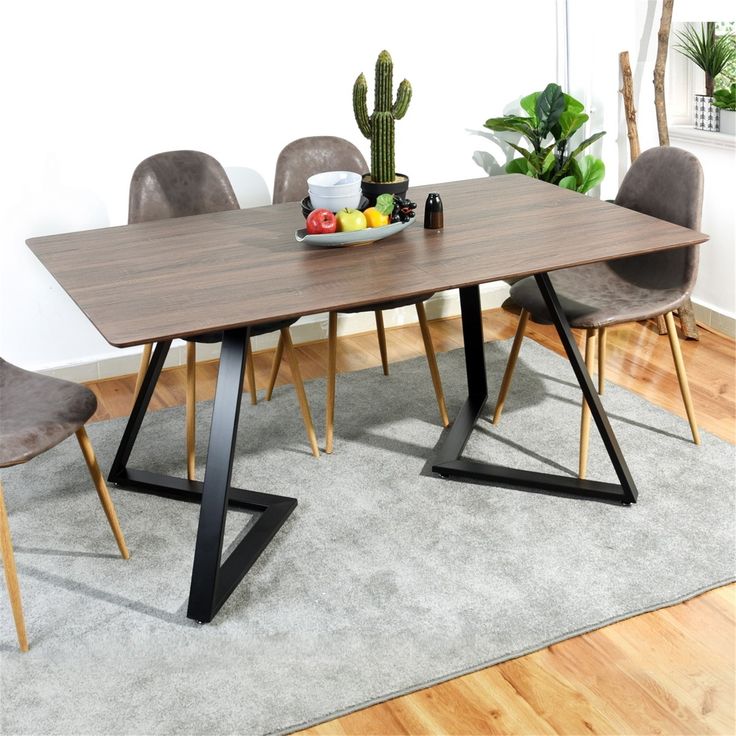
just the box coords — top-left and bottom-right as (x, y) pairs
(363, 206), (389, 228)
(335, 208), (367, 232)
(306, 208), (337, 235)
(391, 196), (417, 224)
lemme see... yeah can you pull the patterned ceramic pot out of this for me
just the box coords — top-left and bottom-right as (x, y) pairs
(694, 95), (721, 132)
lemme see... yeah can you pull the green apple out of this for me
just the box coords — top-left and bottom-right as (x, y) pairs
(335, 208), (367, 233)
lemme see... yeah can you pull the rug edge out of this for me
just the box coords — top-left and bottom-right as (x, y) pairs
(274, 576), (736, 736)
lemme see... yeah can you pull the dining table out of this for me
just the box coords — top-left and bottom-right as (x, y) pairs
(27, 175), (708, 623)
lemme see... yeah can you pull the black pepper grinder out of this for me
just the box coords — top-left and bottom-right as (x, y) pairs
(424, 193), (444, 229)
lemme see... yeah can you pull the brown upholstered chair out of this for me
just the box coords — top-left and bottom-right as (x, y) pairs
(131, 151), (320, 478)
(492, 146), (703, 478)
(0, 358), (129, 652)
(269, 136), (449, 453)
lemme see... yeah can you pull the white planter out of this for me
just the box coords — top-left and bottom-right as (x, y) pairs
(719, 109), (735, 136)
(694, 95), (720, 132)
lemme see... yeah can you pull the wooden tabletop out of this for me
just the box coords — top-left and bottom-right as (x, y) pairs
(27, 176), (708, 348)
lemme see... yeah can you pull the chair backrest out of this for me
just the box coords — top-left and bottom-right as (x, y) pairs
(272, 136), (368, 204)
(609, 146), (703, 292)
(128, 150), (239, 224)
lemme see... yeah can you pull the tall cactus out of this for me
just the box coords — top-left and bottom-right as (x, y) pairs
(353, 50), (412, 183)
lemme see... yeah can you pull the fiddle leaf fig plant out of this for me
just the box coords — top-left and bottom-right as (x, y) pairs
(483, 83), (606, 194)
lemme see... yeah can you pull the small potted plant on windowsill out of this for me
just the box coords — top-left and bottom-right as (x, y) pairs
(353, 50), (411, 205)
(674, 22), (736, 132)
(713, 83), (736, 135)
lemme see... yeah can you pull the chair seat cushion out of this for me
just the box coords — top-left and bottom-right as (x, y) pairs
(184, 318), (299, 343)
(509, 264), (689, 328)
(0, 359), (97, 468)
(339, 293), (435, 314)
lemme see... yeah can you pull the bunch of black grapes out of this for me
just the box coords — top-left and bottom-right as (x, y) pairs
(391, 196), (417, 224)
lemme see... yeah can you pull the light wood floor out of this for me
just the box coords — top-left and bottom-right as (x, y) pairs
(86, 308), (736, 735)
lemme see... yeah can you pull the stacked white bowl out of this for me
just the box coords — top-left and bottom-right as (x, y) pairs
(307, 171), (362, 212)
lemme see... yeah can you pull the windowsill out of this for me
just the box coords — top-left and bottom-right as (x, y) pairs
(669, 125), (736, 150)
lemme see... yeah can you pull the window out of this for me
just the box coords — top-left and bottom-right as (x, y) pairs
(667, 20), (736, 127)
(714, 21), (736, 90)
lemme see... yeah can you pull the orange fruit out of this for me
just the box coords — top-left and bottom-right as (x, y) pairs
(363, 207), (389, 228)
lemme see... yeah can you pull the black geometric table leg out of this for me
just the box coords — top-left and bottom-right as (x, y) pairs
(433, 284), (487, 465)
(534, 272), (637, 501)
(186, 329), (297, 622)
(432, 278), (638, 504)
(109, 340), (172, 481)
(108, 329), (297, 623)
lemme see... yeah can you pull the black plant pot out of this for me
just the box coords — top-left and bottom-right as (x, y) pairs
(360, 173), (409, 207)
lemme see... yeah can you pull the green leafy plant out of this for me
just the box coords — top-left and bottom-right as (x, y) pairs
(483, 83), (605, 194)
(675, 22), (736, 96)
(353, 50), (412, 183)
(713, 83), (736, 110)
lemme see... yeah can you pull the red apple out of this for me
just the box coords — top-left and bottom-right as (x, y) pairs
(306, 208), (337, 234)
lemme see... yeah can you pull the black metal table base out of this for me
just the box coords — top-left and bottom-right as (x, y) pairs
(107, 273), (634, 623)
(432, 276), (638, 505)
(108, 330), (297, 623)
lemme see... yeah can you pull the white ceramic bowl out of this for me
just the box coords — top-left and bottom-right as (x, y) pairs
(308, 189), (362, 212)
(307, 170), (362, 196)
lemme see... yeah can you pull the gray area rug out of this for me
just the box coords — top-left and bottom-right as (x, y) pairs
(1, 338), (734, 735)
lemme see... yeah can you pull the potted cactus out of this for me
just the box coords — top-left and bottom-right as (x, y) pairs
(353, 50), (412, 205)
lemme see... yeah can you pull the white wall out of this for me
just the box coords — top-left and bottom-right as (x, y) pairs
(666, 133), (735, 321)
(566, 0), (736, 320)
(0, 0), (561, 371)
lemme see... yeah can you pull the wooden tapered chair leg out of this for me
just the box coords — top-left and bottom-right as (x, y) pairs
(492, 309), (530, 425)
(75, 428), (130, 560)
(133, 343), (152, 400)
(265, 331), (285, 401)
(665, 311), (701, 445)
(186, 342), (196, 481)
(326, 312), (338, 454)
(280, 329), (320, 458)
(0, 480), (28, 652)
(578, 328), (597, 479)
(597, 326), (607, 395)
(375, 310), (389, 376)
(246, 338), (257, 406)
(415, 302), (450, 427)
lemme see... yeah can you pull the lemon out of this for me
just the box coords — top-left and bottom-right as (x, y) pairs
(363, 207), (390, 228)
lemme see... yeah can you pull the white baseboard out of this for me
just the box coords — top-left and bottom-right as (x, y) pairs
(691, 299), (736, 339)
(42, 283), (511, 383)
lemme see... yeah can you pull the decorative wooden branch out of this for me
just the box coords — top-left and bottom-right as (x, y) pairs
(677, 301), (699, 339)
(619, 51), (641, 163)
(653, 0), (673, 146)
(652, 1), (699, 338)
